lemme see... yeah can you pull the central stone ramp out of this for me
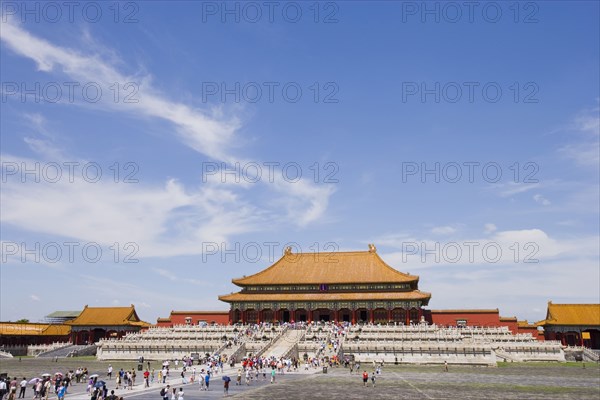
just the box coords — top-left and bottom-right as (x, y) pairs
(261, 329), (304, 358)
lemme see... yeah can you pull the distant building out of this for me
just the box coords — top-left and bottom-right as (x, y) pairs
(537, 302), (600, 349)
(156, 311), (230, 327)
(44, 311), (81, 324)
(67, 305), (150, 344)
(0, 322), (70, 348)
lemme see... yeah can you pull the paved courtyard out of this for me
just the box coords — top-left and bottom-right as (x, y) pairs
(1, 359), (599, 399)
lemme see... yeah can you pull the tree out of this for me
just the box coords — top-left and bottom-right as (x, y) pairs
(15, 319), (29, 323)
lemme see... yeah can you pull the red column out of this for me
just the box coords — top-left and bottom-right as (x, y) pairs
(291, 309), (296, 322)
(418, 308), (423, 323)
(351, 310), (356, 325)
(369, 309), (374, 324)
(387, 309), (392, 322)
(405, 310), (410, 326)
(241, 310), (246, 324)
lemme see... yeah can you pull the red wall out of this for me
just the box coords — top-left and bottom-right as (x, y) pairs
(427, 309), (502, 327)
(156, 311), (230, 326)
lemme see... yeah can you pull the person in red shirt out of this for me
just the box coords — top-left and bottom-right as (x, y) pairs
(143, 370), (150, 388)
(362, 371), (368, 387)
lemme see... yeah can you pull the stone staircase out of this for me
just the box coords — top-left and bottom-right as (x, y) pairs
(260, 329), (304, 358)
(37, 344), (96, 358)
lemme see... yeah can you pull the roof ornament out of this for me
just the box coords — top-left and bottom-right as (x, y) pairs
(284, 246), (292, 255)
(368, 243), (377, 253)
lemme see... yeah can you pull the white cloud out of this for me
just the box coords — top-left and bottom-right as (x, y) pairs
(533, 194), (551, 206)
(494, 182), (540, 197)
(484, 223), (497, 234)
(1, 18), (238, 161)
(559, 105), (600, 167)
(30, 294), (40, 301)
(379, 228), (599, 270)
(431, 226), (456, 235)
(0, 21), (336, 249)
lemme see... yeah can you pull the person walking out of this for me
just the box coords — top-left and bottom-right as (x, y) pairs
(176, 388), (184, 400)
(371, 372), (376, 387)
(223, 377), (230, 396)
(18, 378), (26, 399)
(362, 371), (369, 387)
(204, 373), (210, 391)
(56, 384), (66, 400)
(161, 385), (170, 400)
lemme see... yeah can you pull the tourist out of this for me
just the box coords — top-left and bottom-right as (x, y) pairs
(236, 370), (241, 386)
(362, 371), (369, 387)
(204, 373), (210, 391)
(161, 385), (170, 400)
(0, 378), (7, 400)
(106, 390), (117, 400)
(371, 372), (376, 387)
(176, 388), (184, 400)
(270, 368), (276, 384)
(43, 380), (51, 400)
(151, 369), (155, 384)
(56, 384), (66, 400)
(8, 377), (17, 400)
(444, 361), (448, 372)
(198, 371), (206, 391)
(144, 370), (150, 387)
(223, 377), (230, 396)
(107, 365), (113, 379)
(18, 378), (26, 399)
(34, 379), (43, 399)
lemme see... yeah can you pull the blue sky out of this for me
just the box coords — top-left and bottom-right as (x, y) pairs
(1, 1), (598, 324)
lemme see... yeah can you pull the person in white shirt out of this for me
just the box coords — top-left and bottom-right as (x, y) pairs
(18, 378), (27, 399)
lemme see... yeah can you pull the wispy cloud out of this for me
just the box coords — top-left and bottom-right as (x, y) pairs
(431, 226), (456, 235)
(0, 19), (336, 250)
(533, 194), (551, 206)
(558, 105), (600, 168)
(1, 18), (240, 162)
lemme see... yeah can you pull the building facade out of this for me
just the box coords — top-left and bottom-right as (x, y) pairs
(67, 305), (150, 344)
(538, 302), (600, 349)
(219, 245), (431, 324)
(156, 311), (230, 326)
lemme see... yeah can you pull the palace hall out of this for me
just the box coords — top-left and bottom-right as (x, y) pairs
(218, 244), (431, 325)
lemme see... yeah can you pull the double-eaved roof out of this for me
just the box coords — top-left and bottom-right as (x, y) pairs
(231, 250), (419, 286)
(220, 247), (431, 305)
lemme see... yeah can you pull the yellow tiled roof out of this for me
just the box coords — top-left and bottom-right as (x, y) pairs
(232, 250), (419, 286)
(219, 290), (431, 303)
(0, 323), (70, 336)
(66, 305), (148, 326)
(539, 302), (600, 326)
